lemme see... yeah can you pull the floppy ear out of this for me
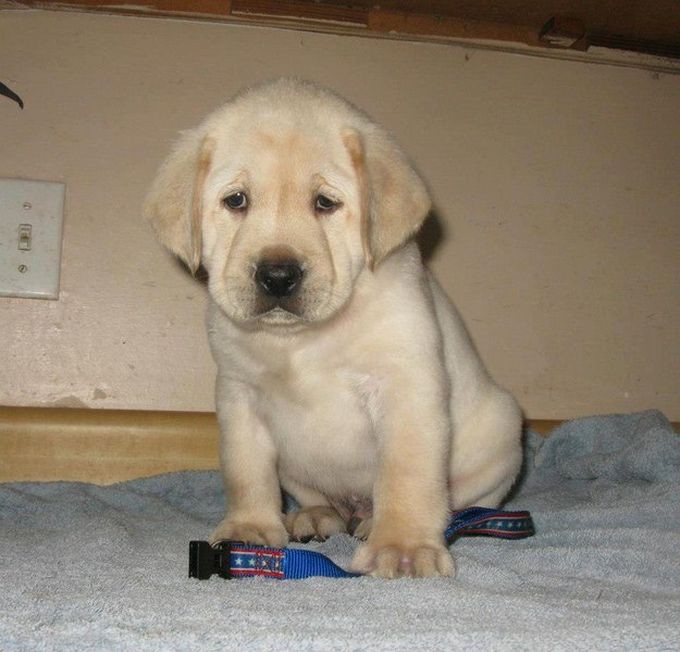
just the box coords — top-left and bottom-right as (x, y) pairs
(343, 127), (431, 269)
(143, 131), (215, 274)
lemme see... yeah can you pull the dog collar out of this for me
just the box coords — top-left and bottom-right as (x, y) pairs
(189, 506), (535, 580)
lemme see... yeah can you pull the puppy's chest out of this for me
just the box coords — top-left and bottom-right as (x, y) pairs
(254, 353), (381, 484)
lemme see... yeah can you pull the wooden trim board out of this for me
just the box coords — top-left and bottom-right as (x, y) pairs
(13, 0), (680, 60)
(0, 406), (676, 485)
(0, 407), (220, 485)
(9, 1), (544, 51)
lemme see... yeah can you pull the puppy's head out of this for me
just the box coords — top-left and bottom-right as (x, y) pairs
(144, 79), (430, 328)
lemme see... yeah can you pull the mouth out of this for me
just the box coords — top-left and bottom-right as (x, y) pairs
(253, 292), (304, 321)
(256, 306), (302, 325)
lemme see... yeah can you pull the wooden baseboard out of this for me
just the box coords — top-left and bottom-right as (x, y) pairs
(0, 406), (675, 485)
(0, 407), (219, 485)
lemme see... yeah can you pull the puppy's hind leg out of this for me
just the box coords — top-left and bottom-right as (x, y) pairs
(449, 388), (523, 510)
(350, 516), (373, 541)
(285, 507), (347, 542)
(282, 478), (347, 542)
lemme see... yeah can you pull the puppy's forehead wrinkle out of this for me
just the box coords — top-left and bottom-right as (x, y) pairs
(211, 166), (247, 190)
(210, 115), (355, 175)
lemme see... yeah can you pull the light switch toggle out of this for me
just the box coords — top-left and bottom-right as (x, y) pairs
(18, 224), (32, 251)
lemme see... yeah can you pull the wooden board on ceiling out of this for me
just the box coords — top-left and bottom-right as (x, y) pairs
(372, 1), (680, 46)
(7, 0), (680, 58)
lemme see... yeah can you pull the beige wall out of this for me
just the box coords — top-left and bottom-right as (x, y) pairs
(1, 10), (678, 419)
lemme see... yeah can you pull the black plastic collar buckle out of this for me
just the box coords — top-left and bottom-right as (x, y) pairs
(189, 541), (232, 580)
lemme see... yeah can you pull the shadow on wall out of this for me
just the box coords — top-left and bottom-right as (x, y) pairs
(418, 210), (446, 264)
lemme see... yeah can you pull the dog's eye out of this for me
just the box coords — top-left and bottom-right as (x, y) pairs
(315, 194), (340, 212)
(222, 192), (248, 211)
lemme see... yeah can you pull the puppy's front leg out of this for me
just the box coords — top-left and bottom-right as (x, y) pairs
(209, 380), (288, 548)
(351, 370), (454, 579)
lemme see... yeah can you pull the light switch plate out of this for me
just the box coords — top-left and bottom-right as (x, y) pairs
(0, 178), (65, 300)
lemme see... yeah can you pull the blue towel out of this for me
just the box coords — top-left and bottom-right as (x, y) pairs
(1, 409), (679, 650)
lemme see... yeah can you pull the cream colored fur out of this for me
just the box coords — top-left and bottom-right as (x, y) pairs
(144, 79), (523, 578)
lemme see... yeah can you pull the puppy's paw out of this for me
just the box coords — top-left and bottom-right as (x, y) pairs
(284, 506), (347, 542)
(351, 539), (455, 579)
(209, 516), (289, 548)
(349, 516), (373, 541)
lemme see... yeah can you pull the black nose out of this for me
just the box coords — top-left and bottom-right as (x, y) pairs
(255, 261), (304, 299)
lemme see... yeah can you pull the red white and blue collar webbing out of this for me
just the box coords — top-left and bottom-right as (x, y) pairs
(189, 506), (535, 581)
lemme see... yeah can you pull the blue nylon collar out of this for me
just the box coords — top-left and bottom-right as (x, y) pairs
(189, 507), (535, 580)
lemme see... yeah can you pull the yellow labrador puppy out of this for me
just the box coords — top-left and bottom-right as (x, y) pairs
(145, 79), (522, 578)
